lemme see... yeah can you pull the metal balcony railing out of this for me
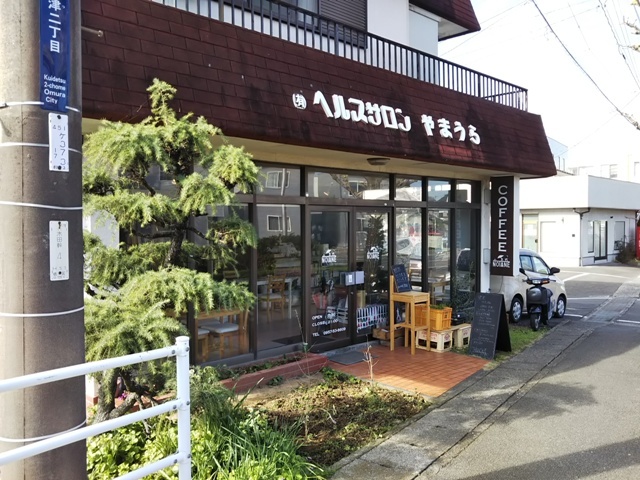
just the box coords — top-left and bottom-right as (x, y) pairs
(152, 0), (528, 111)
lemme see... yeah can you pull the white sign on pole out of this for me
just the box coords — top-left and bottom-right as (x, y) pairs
(50, 221), (69, 281)
(48, 113), (69, 172)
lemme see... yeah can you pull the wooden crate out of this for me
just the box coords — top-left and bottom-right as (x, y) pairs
(451, 324), (472, 348)
(414, 304), (430, 326)
(416, 329), (453, 352)
(430, 307), (452, 330)
(372, 327), (403, 341)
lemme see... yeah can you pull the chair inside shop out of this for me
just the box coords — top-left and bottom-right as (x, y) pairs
(258, 274), (287, 321)
(200, 311), (248, 359)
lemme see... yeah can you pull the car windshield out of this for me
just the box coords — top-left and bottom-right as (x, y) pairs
(531, 256), (550, 275)
(520, 253), (550, 275)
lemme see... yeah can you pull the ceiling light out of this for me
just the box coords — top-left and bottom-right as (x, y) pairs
(366, 157), (390, 166)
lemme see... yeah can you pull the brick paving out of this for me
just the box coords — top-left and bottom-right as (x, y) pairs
(328, 344), (489, 398)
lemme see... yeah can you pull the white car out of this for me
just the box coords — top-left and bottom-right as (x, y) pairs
(490, 249), (567, 322)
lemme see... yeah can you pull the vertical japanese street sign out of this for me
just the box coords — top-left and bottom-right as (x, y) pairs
(48, 113), (69, 171)
(490, 176), (515, 276)
(40, 0), (70, 112)
(50, 220), (69, 281)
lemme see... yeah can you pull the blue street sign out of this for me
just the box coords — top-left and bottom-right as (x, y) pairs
(40, 0), (70, 112)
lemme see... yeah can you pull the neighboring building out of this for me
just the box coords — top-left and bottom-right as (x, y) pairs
(547, 137), (568, 173)
(81, 0), (556, 364)
(567, 150), (640, 182)
(519, 175), (638, 267)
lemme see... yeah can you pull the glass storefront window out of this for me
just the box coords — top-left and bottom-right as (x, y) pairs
(257, 166), (301, 196)
(395, 208), (422, 290)
(207, 205), (251, 282)
(453, 209), (478, 318)
(455, 181), (475, 203)
(427, 209), (450, 303)
(256, 204), (302, 351)
(203, 205), (252, 361)
(395, 177), (422, 201)
(428, 179), (451, 203)
(307, 171), (389, 199)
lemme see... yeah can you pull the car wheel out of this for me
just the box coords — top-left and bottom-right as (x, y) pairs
(510, 296), (524, 323)
(554, 295), (566, 318)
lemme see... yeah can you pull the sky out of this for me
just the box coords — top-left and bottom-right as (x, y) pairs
(440, 0), (640, 171)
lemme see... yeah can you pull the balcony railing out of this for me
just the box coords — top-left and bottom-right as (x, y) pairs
(152, 0), (528, 111)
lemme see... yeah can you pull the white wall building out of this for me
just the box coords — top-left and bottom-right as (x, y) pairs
(520, 175), (638, 267)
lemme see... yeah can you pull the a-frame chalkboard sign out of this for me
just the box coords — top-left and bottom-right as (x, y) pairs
(468, 293), (511, 360)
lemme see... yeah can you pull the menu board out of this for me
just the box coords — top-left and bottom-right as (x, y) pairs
(391, 264), (411, 292)
(468, 293), (511, 360)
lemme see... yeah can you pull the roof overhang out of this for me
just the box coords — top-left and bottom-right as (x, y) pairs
(411, 0), (481, 40)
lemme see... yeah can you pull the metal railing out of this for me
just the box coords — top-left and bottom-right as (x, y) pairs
(151, 0), (528, 110)
(0, 336), (191, 480)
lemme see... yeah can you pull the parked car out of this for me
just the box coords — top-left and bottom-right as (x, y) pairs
(396, 240), (450, 285)
(490, 249), (567, 322)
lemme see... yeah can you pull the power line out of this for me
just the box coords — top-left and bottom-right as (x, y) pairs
(441, 1), (528, 55)
(597, 0), (640, 92)
(557, 91), (640, 158)
(443, 4), (599, 60)
(530, 0), (640, 131)
(568, 1), (591, 52)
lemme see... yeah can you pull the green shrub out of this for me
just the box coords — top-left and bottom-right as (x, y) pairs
(87, 365), (326, 479)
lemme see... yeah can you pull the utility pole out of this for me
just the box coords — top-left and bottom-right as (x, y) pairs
(0, 1), (86, 479)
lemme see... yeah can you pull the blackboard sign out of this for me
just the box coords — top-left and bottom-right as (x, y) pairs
(391, 264), (411, 292)
(468, 293), (511, 360)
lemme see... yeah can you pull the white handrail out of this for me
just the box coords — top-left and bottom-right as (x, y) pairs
(0, 336), (192, 480)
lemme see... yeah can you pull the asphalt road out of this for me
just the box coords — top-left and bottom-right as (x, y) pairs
(557, 264), (640, 320)
(421, 263), (640, 479)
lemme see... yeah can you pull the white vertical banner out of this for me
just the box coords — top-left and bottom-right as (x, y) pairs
(49, 113), (69, 172)
(50, 220), (69, 281)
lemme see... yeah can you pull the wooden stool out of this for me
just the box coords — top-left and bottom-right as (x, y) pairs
(389, 274), (430, 355)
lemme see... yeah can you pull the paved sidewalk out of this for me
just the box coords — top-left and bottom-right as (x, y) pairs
(329, 280), (640, 479)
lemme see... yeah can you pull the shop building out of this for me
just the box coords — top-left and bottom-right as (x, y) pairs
(81, 0), (556, 364)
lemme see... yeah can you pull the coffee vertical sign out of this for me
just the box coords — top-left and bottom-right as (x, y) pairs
(490, 176), (514, 276)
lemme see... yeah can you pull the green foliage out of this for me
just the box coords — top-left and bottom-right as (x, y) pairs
(615, 242), (637, 263)
(87, 420), (149, 478)
(87, 366), (326, 479)
(85, 297), (187, 365)
(82, 79), (260, 419)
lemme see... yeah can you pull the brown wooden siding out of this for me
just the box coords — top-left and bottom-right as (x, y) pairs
(81, 0), (556, 177)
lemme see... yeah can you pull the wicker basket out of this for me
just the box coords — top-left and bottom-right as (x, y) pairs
(430, 307), (453, 330)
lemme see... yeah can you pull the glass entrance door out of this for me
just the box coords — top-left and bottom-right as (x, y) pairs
(310, 210), (351, 349)
(354, 209), (390, 337)
(594, 220), (607, 260)
(308, 208), (389, 350)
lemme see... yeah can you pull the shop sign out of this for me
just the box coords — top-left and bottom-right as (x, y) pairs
(321, 249), (337, 265)
(366, 246), (380, 260)
(490, 176), (514, 276)
(40, 0), (70, 112)
(291, 91), (480, 145)
(311, 313), (347, 338)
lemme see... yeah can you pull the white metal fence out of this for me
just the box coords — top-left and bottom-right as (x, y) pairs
(0, 336), (192, 480)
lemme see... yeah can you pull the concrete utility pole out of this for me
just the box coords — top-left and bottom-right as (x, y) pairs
(0, 1), (86, 479)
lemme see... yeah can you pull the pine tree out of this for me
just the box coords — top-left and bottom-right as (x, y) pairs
(83, 79), (259, 421)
